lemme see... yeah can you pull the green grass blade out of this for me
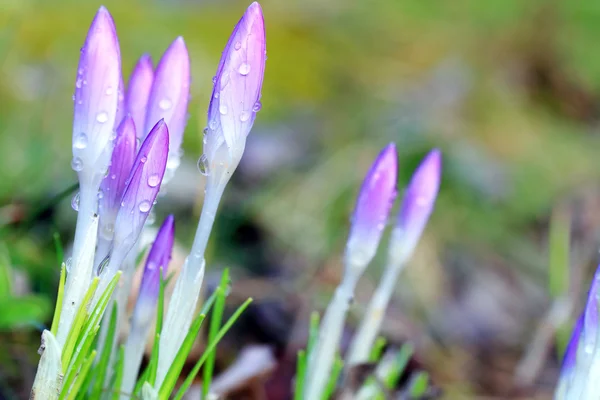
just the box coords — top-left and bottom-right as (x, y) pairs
(294, 350), (307, 400)
(549, 207), (570, 298)
(65, 350), (97, 400)
(172, 298), (253, 400)
(60, 326), (98, 399)
(322, 355), (343, 400)
(50, 264), (66, 336)
(307, 311), (320, 357)
(90, 302), (118, 399)
(369, 337), (387, 362)
(61, 277), (99, 368)
(158, 312), (207, 396)
(111, 346), (125, 400)
(384, 344), (413, 389)
(409, 371), (429, 397)
(202, 269), (230, 398)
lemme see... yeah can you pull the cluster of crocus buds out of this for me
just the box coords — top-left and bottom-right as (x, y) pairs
(304, 146), (441, 399)
(556, 266), (600, 400)
(57, 5), (191, 345)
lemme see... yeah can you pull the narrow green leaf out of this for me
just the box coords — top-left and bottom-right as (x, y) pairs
(90, 302), (118, 399)
(549, 207), (570, 298)
(111, 346), (125, 400)
(50, 264), (67, 336)
(369, 337), (387, 362)
(65, 350), (97, 400)
(322, 355), (343, 400)
(203, 269), (230, 398)
(307, 311), (320, 358)
(172, 298), (253, 400)
(0, 244), (12, 299)
(294, 350), (307, 400)
(409, 371), (429, 397)
(384, 344), (413, 389)
(60, 326), (98, 399)
(62, 277), (99, 368)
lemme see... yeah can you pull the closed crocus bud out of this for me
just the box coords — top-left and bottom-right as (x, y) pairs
(203, 1), (266, 184)
(389, 149), (441, 264)
(72, 6), (121, 191)
(133, 215), (175, 328)
(112, 120), (169, 255)
(345, 144), (398, 271)
(126, 54), (154, 141)
(115, 75), (126, 127)
(144, 38), (189, 173)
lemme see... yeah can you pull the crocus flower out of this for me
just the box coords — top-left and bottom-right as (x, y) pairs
(204, 1), (266, 184)
(133, 215), (175, 327)
(115, 75), (126, 128)
(388, 149), (441, 264)
(122, 216), (175, 397)
(72, 6), (121, 191)
(345, 143), (398, 271)
(127, 54), (154, 141)
(556, 266), (600, 399)
(144, 38), (190, 171)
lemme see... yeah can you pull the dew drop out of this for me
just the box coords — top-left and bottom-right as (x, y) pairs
(71, 192), (80, 211)
(65, 257), (73, 273)
(96, 112), (108, 123)
(209, 120), (217, 130)
(100, 223), (114, 240)
(71, 157), (84, 172)
(159, 98), (172, 110)
(73, 132), (88, 149)
(203, 127), (209, 135)
(219, 105), (228, 115)
(111, 174), (117, 180)
(238, 63), (251, 76)
(105, 87), (113, 95)
(147, 174), (161, 187)
(72, 94), (75, 102)
(140, 156), (148, 163)
(240, 111), (251, 122)
(197, 154), (210, 176)
(97, 190), (104, 200)
(214, 92), (220, 99)
(252, 101), (262, 112)
(234, 41), (242, 50)
(138, 200), (151, 213)
(212, 76), (217, 84)
(75, 78), (83, 89)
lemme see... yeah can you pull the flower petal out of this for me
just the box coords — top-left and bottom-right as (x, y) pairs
(126, 54), (154, 140)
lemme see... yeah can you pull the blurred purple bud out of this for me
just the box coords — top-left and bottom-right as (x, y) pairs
(113, 120), (169, 250)
(204, 2), (266, 176)
(144, 38), (189, 160)
(346, 143), (398, 267)
(562, 315), (583, 375)
(133, 215), (175, 326)
(72, 6), (121, 188)
(390, 149), (441, 263)
(98, 116), (136, 241)
(126, 54), (154, 140)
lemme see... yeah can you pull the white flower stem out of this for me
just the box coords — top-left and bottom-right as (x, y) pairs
(346, 259), (405, 365)
(155, 178), (226, 388)
(121, 321), (150, 399)
(304, 268), (361, 400)
(56, 189), (98, 346)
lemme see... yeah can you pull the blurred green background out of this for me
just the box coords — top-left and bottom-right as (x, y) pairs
(2, 0), (600, 398)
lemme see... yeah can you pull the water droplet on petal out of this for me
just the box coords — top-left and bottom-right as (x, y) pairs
(252, 101), (262, 112)
(197, 154), (210, 176)
(159, 98), (172, 110)
(65, 257), (72, 273)
(71, 192), (80, 211)
(105, 87), (113, 95)
(212, 76), (217, 84)
(214, 92), (220, 99)
(75, 78), (83, 89)
(240, 111), (252, 121)
(96, 112), (108, 123)
(71, 157), (84, 172)
(219, 105), (228, 115)
(238, 63), (251, 76)
(73, 132), (88, 149)
(203, 127), (209, 135)
(100, 223), (114, 240)
(209, 120), (217, 130)
(234, 41), (242, 50)
(147, 174), (161, 188)
(111, 174), (117, 180)
(140, 156), (147, 163)
(97, 189), (104, 200)
(138, 200), (151, 213)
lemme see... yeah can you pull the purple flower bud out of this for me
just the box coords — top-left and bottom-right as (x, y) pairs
(563, 316), (583, 374)
(144, 38), (189, 161)
(72, 6), (121, 189)
(133, 215), (175, 326)
(204, 2), (266, 177)
(115, 75), (126, 127)
(113, 120), (169, 251)
(126, 54), (154, 140)
(98, 116), (136, 241)
(389, 149), (441, 263)
(346, 144), (398, 267)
